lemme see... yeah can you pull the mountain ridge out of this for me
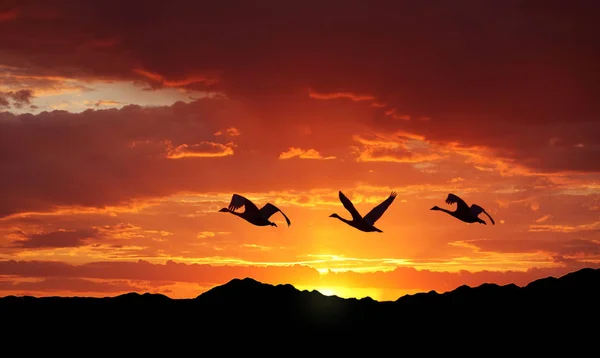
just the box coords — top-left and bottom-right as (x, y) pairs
(1, 266), (598, 303)
(1, 267), (599, 332)
(0, 266), (598, 347)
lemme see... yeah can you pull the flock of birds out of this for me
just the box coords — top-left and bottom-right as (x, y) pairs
(219, 191), (495, 232)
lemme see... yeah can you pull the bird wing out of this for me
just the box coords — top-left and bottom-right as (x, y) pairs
(260, 203), (291, 227)
(338, 191), (363, 221)
(228, 194), (260, 216)
(445, 193), (470, 213)
(471, 204), (495, 225)
(363, 191), (397, 225)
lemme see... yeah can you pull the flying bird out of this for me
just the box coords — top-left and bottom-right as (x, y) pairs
(430, 193), (495, 225)
(219, 194), (291, 227)
(329, 191), (397, 233)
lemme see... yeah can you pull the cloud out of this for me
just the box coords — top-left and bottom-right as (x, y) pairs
(0, 89), (34, 108)
(0, 2), (597, 202)
(0, 259), (598, 298)
(450, 238), (600, 260)
(196, 231), (230, 239)
(0, 99), (248, 217)
(0, 277), (140, 293)
(2, 96), (462, 218)
(93, 100), (121, 107)
(352, 133), (444, 164)
(9, 228), (100, 248)
(165, 141), (235, 159)
(132, 68), (219, 90)
(279, 147), (336, 160)
(308, 89), (376, 103)
(528, 222), (600, 233)
(214, 127), (240, 137)
(2, 0), (596, 173)
(449, 177), (465, 183)
(534, 215), (552, 224)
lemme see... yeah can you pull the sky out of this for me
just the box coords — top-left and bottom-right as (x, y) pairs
(0, 0), (599, 301)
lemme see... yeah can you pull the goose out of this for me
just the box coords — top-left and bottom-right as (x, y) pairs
(219, 193), (291, 227)
(431, 193), (495, 225)
(329, 191), (397, 233)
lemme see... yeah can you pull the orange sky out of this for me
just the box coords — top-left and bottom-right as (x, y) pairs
(1, 0), (599, 301)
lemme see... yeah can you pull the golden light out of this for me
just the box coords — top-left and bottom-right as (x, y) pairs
(316, 287), (338, 296)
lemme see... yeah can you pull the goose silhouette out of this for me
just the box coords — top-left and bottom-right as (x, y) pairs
(431, 193), (495, 225)
(219, 193), (291, 227)
(329, 191), (397, 232)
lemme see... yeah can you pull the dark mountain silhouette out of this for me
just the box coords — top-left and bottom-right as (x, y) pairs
(1, 267), (599, 343)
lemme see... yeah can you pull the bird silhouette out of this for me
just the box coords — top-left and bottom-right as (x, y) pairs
(219, 194), (291, 227)
(430, 193), (495, 225)
(329, 191), (397, 232)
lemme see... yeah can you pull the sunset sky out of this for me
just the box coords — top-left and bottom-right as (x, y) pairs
(1, 0), (599, 301)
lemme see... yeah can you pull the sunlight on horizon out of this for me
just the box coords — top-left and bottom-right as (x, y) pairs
(295, 285), (422, 302)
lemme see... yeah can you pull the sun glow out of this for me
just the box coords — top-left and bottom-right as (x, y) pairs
(299, 285), (424, 302)
(299, 285), (383, 300)
(315, 287), (338, 296)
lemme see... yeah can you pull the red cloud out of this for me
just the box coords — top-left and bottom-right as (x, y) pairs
(0, 97), (429, 218)
(0, 0), (596, 174)
(165, 141), (235, 159)
(0, 10), (18, 22)
(279, 147), (336, 160)
(308, 89), (376, 102)
(10, 228), (100, 248)
(133, 68), (219, 89)
(0, 100), (259, 217)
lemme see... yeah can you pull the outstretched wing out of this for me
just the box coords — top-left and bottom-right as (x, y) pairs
(470, 204), (495, 225)
(445, 193), (470, 213)
(338, 191), (363, 221)
(228, 194), (260, 215)
(260, 203), (291, 227)
(363, 191), (397, 225)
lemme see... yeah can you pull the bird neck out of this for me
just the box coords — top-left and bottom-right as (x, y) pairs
(334, 215), (353, 225)
(438, 208), (455, 216)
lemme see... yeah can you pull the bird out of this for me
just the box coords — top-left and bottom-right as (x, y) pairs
(329, 191), (397, 233)
(430, 193), (495, 225)
(219, 193), (291, 227)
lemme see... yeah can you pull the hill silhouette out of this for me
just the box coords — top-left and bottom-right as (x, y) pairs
(1, 267), (599, 342)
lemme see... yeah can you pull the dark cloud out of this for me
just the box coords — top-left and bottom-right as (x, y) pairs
(0, 0), (597, 175)
(0, 98), (404, 218)
(0, 277), (140, 293)
(0, 0), (598, 218)
(0, 89), (34, 108)
(0, 259), (321, 287)
(10, 228), (100, 248)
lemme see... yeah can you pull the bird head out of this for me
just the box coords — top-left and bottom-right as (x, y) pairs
(218, 208), (229, 212)
(329, 213), (339, 219)
(430, 206), (440, 211)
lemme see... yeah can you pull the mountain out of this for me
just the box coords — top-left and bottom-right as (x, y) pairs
(1, 267), (599, 342)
